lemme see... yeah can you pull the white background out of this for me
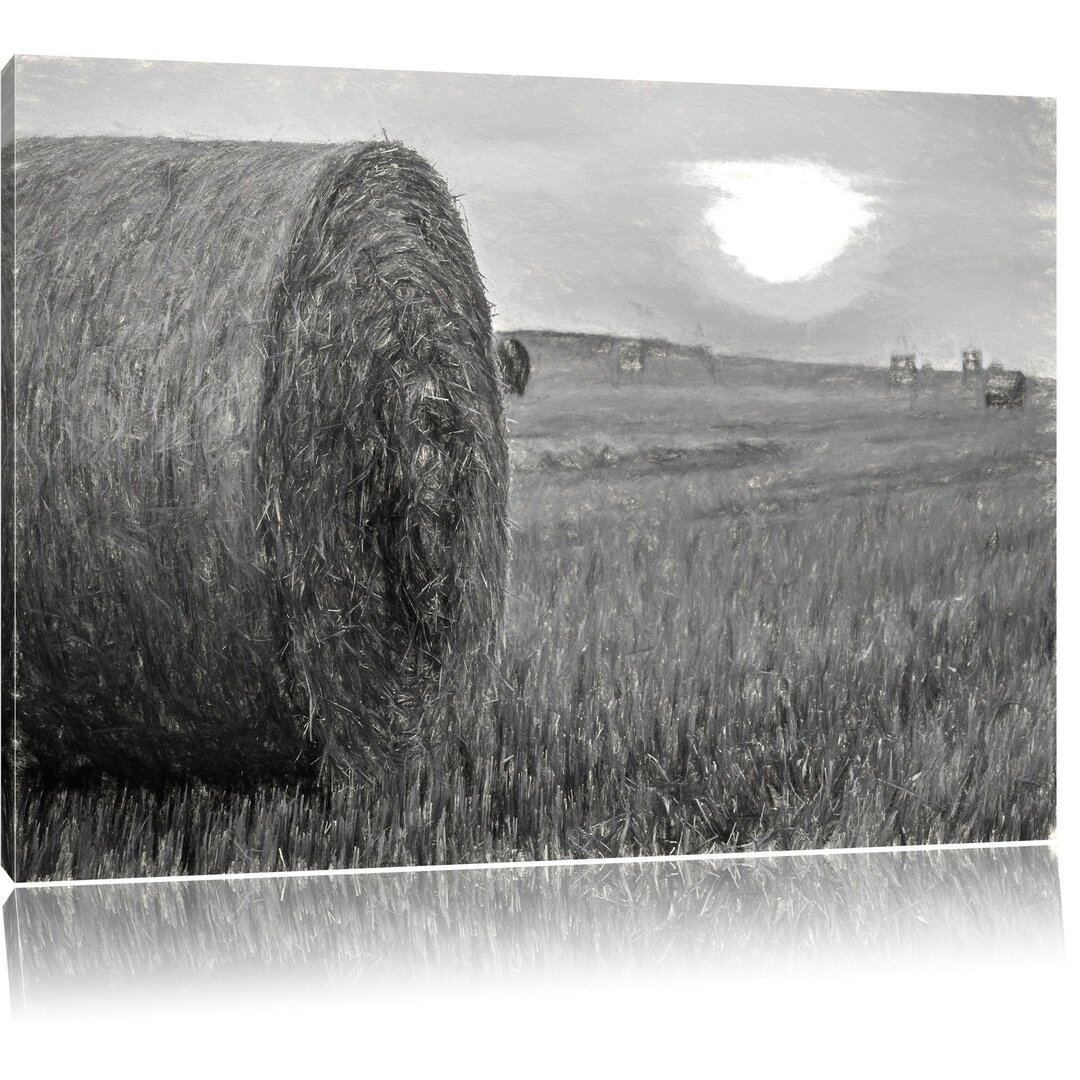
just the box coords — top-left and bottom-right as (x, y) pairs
(1, 2), (1076, 1075)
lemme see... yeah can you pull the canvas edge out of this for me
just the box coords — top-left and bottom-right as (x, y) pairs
(1, 55), (17, 884)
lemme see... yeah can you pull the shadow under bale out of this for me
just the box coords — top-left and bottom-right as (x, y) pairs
(6, 136), (510, 786)
(496, 336), (531, 396)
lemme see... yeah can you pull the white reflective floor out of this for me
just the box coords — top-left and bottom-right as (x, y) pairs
(4, 844), (1062, 1017)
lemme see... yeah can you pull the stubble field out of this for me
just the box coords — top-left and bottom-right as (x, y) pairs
(13, 333), (1056, 880)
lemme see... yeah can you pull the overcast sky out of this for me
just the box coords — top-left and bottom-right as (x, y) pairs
(13, 55), (1056, 375)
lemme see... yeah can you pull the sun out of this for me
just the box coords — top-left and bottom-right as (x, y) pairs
(685, 160), (876, 283)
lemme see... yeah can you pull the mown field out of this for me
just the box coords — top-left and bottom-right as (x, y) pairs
(13, 334), (1056, 879)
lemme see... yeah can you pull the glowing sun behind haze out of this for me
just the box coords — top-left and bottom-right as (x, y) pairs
(686, 161), (876, 283)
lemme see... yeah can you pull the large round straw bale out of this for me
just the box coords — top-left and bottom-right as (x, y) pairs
(8, 136), (510, 784)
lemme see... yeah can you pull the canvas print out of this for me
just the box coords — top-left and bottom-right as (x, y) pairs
(0, 57), (1056, 881)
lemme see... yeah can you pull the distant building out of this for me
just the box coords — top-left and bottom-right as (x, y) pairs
(889, 352), (917, 387)
(962, 348), (983, 387)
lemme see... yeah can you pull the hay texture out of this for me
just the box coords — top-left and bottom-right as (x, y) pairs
(7, 136), (510, 784)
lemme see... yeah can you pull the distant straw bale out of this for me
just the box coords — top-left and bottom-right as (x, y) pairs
(984, 370), (1026, 409)
(6, 136), (510, 784)
(496, 336), (531, 396)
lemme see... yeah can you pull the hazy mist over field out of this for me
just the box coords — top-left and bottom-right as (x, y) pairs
(14, 55), (1056, 376)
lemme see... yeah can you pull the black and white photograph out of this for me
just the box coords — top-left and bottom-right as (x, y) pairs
(0, 50), (1057, 882)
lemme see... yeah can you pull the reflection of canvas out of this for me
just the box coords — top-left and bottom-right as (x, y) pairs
(5, 846), (1064, 1011)
(0, 57), (1056, 881)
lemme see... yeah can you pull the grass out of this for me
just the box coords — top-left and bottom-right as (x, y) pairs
(11, 336), (1057, 879)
